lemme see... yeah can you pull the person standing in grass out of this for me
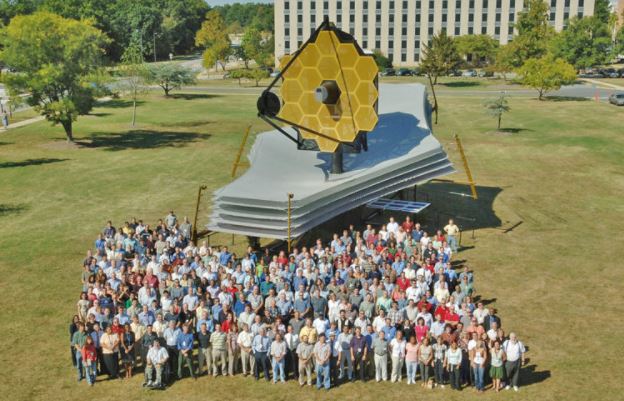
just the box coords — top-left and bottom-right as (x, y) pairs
(490, 340), (505, 392)
(472, 339), (487, 392)
(433, 335), (448, 388)
(405, 335), (419, 385)
(503, 332), (526, 392)
(445, 340), (463, 390)
(176, 324), (196, 380)
(270, 333), (287, 383)
(71, 321), (88, 382)
(418, 336), (433, 387)
(101, 325), (120, 379)
(443, 219), (460, 253)
(121, 323), (135, 379)
(389, 330), (406, 383)
(82, 336), (98, 386)
(296, 334), (314, 387)
(314, 333), (331, 390)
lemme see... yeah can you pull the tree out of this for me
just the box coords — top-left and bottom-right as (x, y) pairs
(119, 37), (147, 127)
(455, 34), (499, 67)
(483, 94), (511, 130)
(420, 31), (461, 85)
(593, 0), (611, 25)
(551, 17), (612, 69)
(508, 0), (554, 67)
(146, 63), (196, 96)
(248, 68), (269, 86)
(196, 10), (231, 71)
(517, 55), (577, 100)
(0, 12), (108, 142)
(372, 49), (392, 69)
(241, 27), (263, 68)
(493, 44), (516, 80)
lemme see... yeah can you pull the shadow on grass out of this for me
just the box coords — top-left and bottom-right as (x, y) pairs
(160, 119), (215, 128)
(0, 158), (68, 168)
(416, 180), (504, 231)
(89, 112), (112, 117)
(81, 130), (210, 151)
(442, 81), (482, 88)
(498, 128), (534, 134)
(168, 93), (221, 100)
(0, 141), (12, 146)
(523, 364), (552, 386)
(98, 99), (146, 108)
(544, 95), (590, 102)
(0, 203), (28, 217)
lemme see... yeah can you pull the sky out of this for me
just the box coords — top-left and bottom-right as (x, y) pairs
(207, 0), (273, 5)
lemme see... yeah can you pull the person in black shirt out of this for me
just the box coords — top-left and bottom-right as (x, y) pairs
(196, 323), (212, 376)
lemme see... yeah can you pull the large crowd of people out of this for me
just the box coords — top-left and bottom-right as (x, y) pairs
(71, 211), (527, 392)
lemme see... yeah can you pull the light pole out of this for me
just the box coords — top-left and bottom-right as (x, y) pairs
(192, 185), (208, 243)
(153, 31), (160, 62)
(287, 193), (294, 253)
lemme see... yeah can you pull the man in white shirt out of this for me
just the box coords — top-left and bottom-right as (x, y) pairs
(503, 333), (526, 392)
(182, 287), (198, 311)
(473, 302), (489, 325)
(284, 324), (299, 381)
(313, 315), (330, 337)
(387, 217), (399, 236)
(237, 324), (255, 376)
(144, 340), (169, 388)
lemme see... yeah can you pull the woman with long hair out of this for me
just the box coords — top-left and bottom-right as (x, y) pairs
(405, 335), (419, 385)
(82, 336), (98, 386)
(489, 340), (504, 392)
(121, 323), (135, 378)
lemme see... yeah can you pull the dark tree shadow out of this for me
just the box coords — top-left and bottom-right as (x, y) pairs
(98, 99), (146, 108)
(0, 203), (28, 217)
(0, 141), (12, 146)
(442, 81), (482, 88)
(522, 364), (551, 386)
(80, 130), (210, 151)
(0, 158), (68, 168)
(89, 112), (112, 117)
(544, 96), (590, 102)
(498, 128), (533, 134)
(473, 296), (497, 306)
(169, 93), (221, 100)
(160, 119), (215, 128)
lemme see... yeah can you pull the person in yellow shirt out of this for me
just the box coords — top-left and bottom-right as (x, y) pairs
(443, 219), (460, 253)
(299, 318), (318, 344)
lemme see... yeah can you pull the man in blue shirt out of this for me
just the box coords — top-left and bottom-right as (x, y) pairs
(381, 318), (396, 340)
(219, 246), (232, 266)
(252, 328), (271, 381)
(138, 305), (155, 326)
(176, 324), (196, 379)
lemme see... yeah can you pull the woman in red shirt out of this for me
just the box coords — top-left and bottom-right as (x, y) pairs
(415, 317), (429, 343)
(82, 336), (98, 386)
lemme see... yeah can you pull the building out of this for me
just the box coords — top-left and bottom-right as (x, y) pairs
(614, 0), (624, 27)
(274, 0), (596, 67)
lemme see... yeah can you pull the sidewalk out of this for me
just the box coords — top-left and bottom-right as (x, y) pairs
(581, 78), (624, 90)
(2, 115), (45, 131)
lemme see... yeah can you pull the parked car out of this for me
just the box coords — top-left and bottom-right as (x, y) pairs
(462, 69), (477, 77)
(608, 92), (624, 106)
(448, 70), (461, 77)
(478, 70), (494, 77)
(397, 68), (413, 76)
(380, 68), (396, 76)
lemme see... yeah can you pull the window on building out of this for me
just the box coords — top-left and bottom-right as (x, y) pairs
(324, 1), (329, 9)
(456, 0), (461, 9)
(364, 14), (368, 22)
(364, 1), (368, 9)
(350, 14), (355, 22)
(402, 27), (407, 35)
(285, 15), (289, 23)
(297, 28), (302, 35)
(337, 14), (342, 23)
(509, 13), (514, 21)
(578, 0), (584, 6)
(468, 27), (473, 34)
(285, 28), (290, 36)
(390, 14), (394, 22)
(337, 1), (342, 9)
(364, 27), (368, 35)
(577, 11), (583, 18)
(483, 0), (488, 8)
(428, 14), (434, 22)
(495, 26), (500, 34)
(442, 13), (447, 22)
(428, 26), (433, 34)
(415, 40), (420, 48)
(455, 26), (460, 35)
(389, 27), (394, 35)
(311, 1), (316, 8)
(375, 40), (380, 48)
(508, 26), (513, 34)
(376, 14), (381, 22)
(469, 13), (474, 21)
(550, 0), (556, 7)
(402, 14), (408, 22)
(496, 0), (501, 8)
(482, 13), (487, 21)
(549, 12), (555, 20)
(388, 53), (394, 62)
(429, 1), (434, 9)
(469, 0), (474, 8)
(376, 1), (382, 9)
(350, 1), (355, 8)
(564, 0), (570, 7)
(376, 27), (381, 35)
(363, 40), (368, 47)
(401, 53), (407, 62)
(415, 53), (420, 61)
(416, 14), (421, 22)
(510, 0), (515, 7)
(285, 40), (290, 49)
(495, 13), (500, 21)
(416, 1), (421, 9)
(481, 26), (487, 33)
(285, 1), (289, 10)
(390, 1), (395, 9)
(455, 13), (460, 21)
(298, 14), (302, 22)
(389, 40), (394, 48)
(403, 1), (408, 8)
(563, 12), (569, 20)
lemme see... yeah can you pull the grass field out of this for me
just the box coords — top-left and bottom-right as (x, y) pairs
(0, 85), (622, 401)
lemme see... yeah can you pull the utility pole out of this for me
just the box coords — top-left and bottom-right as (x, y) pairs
(287, 193), (294, 253)
(153, 31), (158, 62)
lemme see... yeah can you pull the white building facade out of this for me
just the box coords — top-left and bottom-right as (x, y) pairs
(274, 0), (596, 66)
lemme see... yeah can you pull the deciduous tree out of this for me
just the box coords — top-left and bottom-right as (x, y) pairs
(0, 11), (109, 141)
(196, 10), (231, 71)
(517, 55), (577, 100)
(145, 63), (196, 96)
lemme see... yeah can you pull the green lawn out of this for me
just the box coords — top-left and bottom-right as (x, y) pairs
(0, 87), (622, 400)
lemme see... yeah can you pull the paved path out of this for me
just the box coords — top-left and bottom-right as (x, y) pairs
(581, 78), (624, 90)
(3, 115), (44, 130)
